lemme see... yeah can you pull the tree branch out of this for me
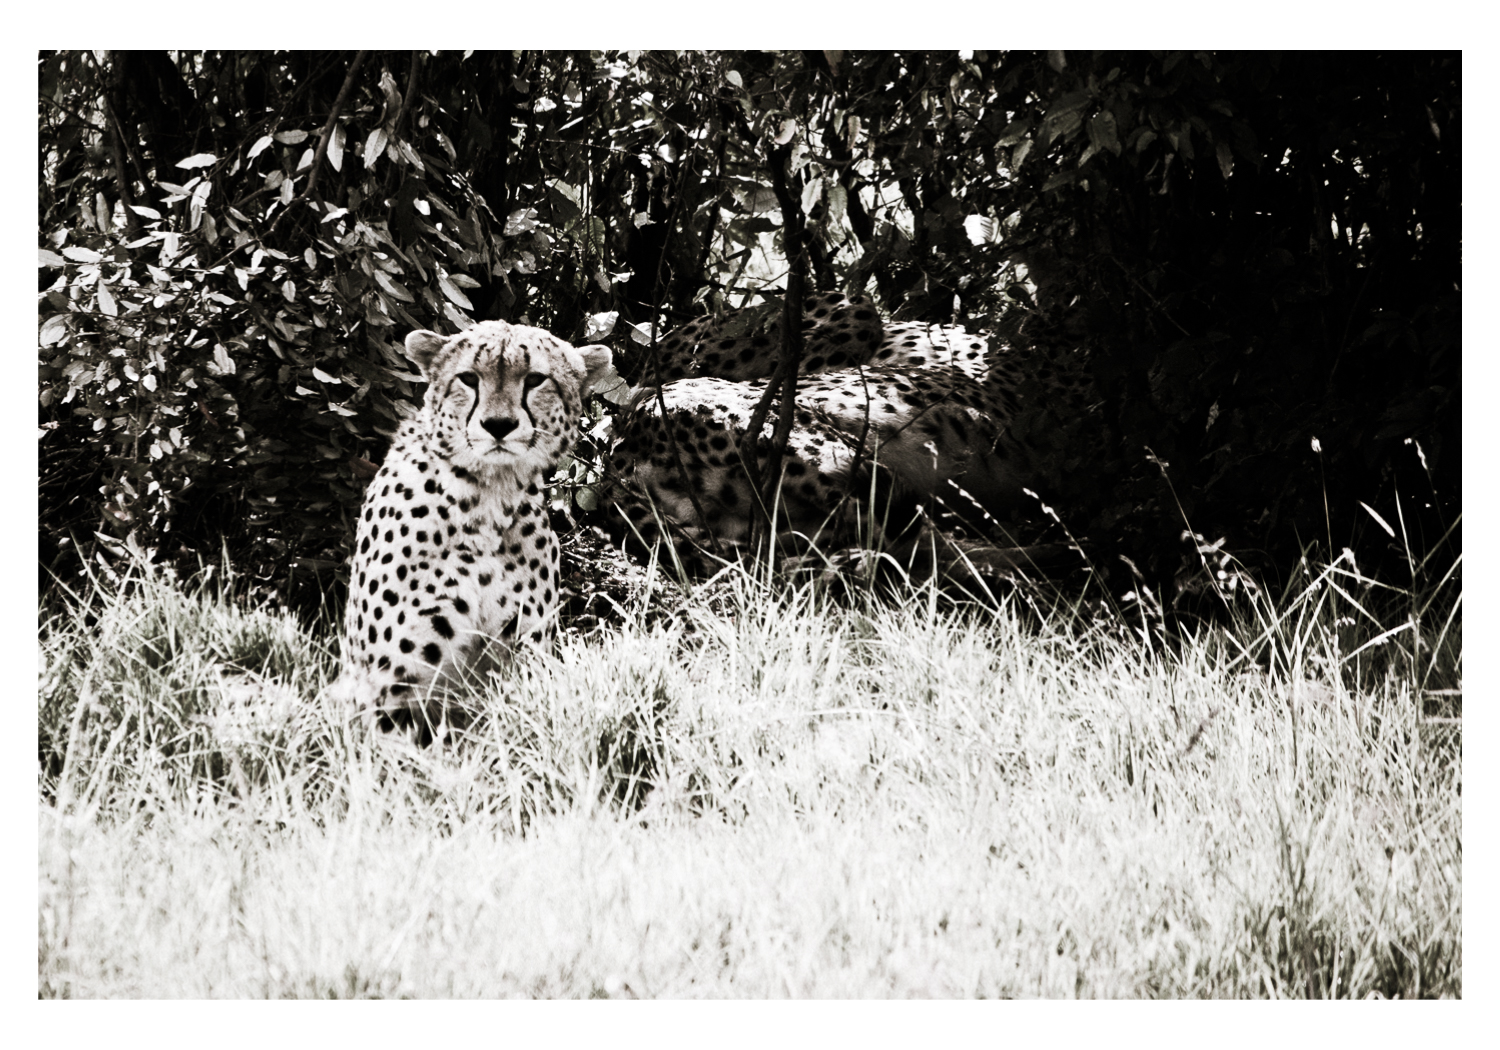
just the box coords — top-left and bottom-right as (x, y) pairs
(265, 50), (369, 235)
(738, 141), (807, 552)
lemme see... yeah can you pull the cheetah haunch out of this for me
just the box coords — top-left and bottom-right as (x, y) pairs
(336, 321), (612, 723)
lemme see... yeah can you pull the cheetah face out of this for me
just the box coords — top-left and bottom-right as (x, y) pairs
(404, 321), (613, 479)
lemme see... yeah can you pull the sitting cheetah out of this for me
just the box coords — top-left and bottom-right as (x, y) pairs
(601, 293), (1092, 575)
(336, 321), (613, 723)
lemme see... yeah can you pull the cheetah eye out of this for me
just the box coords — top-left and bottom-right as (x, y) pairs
(456, 371), (479, 389)
(522, 373), (547, 390)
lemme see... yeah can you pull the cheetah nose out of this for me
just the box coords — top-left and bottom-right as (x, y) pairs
(482, 417), (519, 441)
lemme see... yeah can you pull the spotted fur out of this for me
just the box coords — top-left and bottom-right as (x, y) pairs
(602, 294), (1093, 571)
(336, 321), (612, 720)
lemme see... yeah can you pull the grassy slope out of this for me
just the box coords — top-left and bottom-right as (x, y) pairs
(38, 558), (1461, 998)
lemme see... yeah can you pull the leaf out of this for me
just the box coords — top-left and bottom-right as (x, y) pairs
(1011, 139), (1032, 170)
(585, 311), (619, 340)
(39, 249), (65, 267)
(1089, 111), (1120, 155)
(364, 127), (388, 170)
(726, 69), (743, 89)
(504, 207), (539, 236)
(441, 302), (472, 330)
(274, 129), (309, 144)
(774, 118), (797, 145)
(438, 273), (474, 309)
(827, 184), (847, 230)
(1042, 169), (1078, 193)
(39, 315), (70, 345)
(800, 176), (822, 216)
(176, 152), (217, 170)
(189, 180), (211, 231)
(96, 280), (117, 317)
(1216, 140), (1234, 180)
(963, 215), (999, 246)
(211, 344), (237, 375)
(1042, 110), (1082, 147)
(62, 246), (102, 264)
(373, 270), (415, 302)
(128, 204), (162, 220)
(379, 69), (402, 110)
(327, 123), (345, 171)
(248, 135), (274, 159)
(1047, 51), (1067, 73)
(312, 366), (342, 384)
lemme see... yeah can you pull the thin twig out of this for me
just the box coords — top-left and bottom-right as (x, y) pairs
(265, 50), (369, 237)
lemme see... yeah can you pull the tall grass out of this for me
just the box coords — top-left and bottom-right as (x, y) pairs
(38, 540), (1460, 998)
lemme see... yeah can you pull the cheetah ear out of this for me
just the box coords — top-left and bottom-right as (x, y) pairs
(575, 343), (618, 397)
(404, 329), (449, 378)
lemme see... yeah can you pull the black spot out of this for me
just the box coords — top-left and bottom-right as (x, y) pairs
(397, 565), (408, 581)
(377, 655), (390, 671)
(383, 589), (398, 605)
(399, 638), (415, 654)
(424, 478), (438, 494)
(411, 505), (429, 518)
(478, 573), (493, 587)
(430, 614), (454, 640)
(422, 642), (442, 664)
(453, 597), (469, 615)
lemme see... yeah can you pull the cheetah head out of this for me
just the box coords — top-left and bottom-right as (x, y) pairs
(404, 321), (614, 479)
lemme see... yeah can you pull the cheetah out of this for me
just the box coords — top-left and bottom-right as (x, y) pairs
(335, 321), (613, 723)
(601, 293), (1093, 575)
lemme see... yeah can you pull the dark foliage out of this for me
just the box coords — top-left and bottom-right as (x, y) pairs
(39, 50), (1459, 602)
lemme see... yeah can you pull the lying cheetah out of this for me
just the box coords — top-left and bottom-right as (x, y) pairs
(602, 293), (1092, 575)
(335, 321), (613, 723)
